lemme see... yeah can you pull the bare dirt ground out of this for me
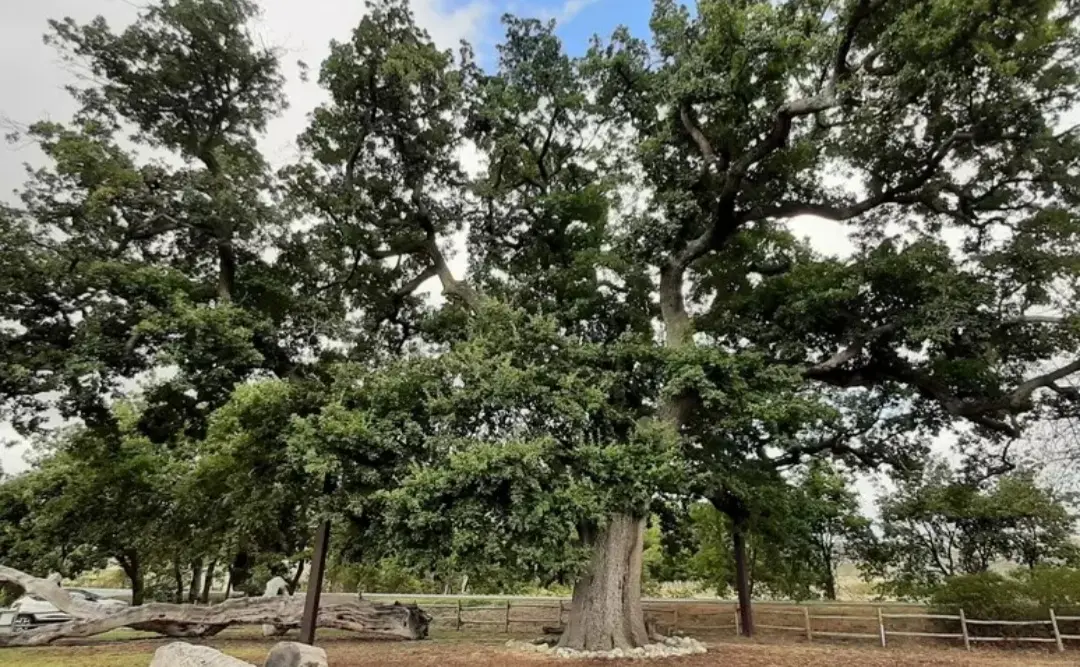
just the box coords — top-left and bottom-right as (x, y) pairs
(4, 630), (1077, 667)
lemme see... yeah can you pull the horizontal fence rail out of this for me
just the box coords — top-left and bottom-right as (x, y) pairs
(73, 588), (1080, 653)
(385, 595), (1076, 653)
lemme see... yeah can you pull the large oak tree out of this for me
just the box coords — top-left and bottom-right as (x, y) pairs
(5, 0), (1080, 653)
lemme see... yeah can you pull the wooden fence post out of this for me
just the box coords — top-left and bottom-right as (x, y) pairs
(803, 606), (812, 642)
(959, 608), (971, 651)
(557, 600), (564, 626)
(672, 606), (679, 633)
(1051, 608), (1065, 653)
(455, 599), (462, 631)
(504, 600), (511, 633)
(734, 605), (741, 636)
(877, 607), (886, 647)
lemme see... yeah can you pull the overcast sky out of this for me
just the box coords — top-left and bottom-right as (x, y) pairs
(0, 0), (905, 517)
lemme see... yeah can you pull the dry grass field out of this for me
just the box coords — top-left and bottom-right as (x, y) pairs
(3, 629), (1076, 667)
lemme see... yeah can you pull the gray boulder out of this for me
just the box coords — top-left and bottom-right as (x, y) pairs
(263, 641), (328, 667)
(149, 642), (254, 667)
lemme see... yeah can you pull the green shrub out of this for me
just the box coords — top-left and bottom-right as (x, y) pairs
(929, 571), (1032, 620)
(1019, 565), (1080, 614)
(929, 567), (1080, 639)
(328, 559), (434, 594)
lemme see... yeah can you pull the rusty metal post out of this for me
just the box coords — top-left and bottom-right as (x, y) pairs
(299, 518), (331, 645)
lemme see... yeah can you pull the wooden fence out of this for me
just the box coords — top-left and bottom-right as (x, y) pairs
(735, 605), (1079, 652)
(367, 595), (1080, 653)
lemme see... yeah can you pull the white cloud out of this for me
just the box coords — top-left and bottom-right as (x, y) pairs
(255, 0), (494, 166)
(508, 0), (597, 25)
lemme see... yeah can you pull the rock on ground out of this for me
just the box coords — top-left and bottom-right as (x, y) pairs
(506, 636), (708, 660)
(263, 641), (329, 667)
(149, 642), (255, 667)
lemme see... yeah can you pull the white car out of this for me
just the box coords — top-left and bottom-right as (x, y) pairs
(13, 589), (127, 631)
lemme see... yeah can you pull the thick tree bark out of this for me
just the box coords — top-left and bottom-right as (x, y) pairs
(555, 260), (700, 651)
(732, 519), (754, 637)
(558, 514), (650, 651)
(0, 565), (430, 647)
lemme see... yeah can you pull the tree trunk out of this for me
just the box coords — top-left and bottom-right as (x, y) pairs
(173, 560), (184, 603)
(558, 514), (650, 651)
(288, 559), (304, 595)
(0, 565), (431, 647)
(201, 561), (216, 604)
(228, 551), (251, 595)
(822, 551), (837, 600)
(823, 572), (837, 601)
(131, 571), (145, 607)
(189, 559), (203, 603)
(119, 554), (146, 607)
(732, 519), (754, 637)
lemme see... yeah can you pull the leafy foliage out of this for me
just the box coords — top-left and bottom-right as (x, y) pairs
(3, 0), (1080, 629)
(860, 459), (1076, 598)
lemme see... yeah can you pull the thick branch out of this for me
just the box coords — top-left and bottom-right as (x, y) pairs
(0, 566), (103, 618)
(1009, 359), (1080, 405)
(0, 565), (429, 647)
(669, 3), (884, 275)
(404, 175), (480, 311)
(394, 264), (438, 299)
(743, 132), (973, 224)
(806, 322), (900, 375)
(1001, 314), (1072, 326)
(679, 103), (724, 171)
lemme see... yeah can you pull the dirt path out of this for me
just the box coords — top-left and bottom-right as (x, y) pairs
(4, 632), (1076, 666)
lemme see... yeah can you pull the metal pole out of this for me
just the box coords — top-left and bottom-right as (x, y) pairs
(299, 518), (331, 645)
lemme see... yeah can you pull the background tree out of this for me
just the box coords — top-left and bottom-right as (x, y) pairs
(861, 458), (1076, 599)
(688, 464), (870, 601)
(16, 407), (173, 605)
(793, 461), (872, 600)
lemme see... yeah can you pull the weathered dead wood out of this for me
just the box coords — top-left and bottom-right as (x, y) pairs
(0, 565), (430, 647)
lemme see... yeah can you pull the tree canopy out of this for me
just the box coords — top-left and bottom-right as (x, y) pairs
(3, 0), (1080, 651)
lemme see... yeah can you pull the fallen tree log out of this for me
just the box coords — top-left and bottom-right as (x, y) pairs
(0, 565), (430, 647)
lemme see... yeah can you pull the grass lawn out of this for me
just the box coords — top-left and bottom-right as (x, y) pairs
(2, 629), (1076, 667)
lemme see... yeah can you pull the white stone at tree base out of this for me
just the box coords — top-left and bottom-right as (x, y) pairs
(263, 641), (329, 667)
(505, 636), (707, 660)
(149, 642), (255, 667)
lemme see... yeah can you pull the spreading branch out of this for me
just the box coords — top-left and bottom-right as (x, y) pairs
(669, 0), (883, 275)
(741, 131), (974, 224)
(805, 322), (900, 376)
